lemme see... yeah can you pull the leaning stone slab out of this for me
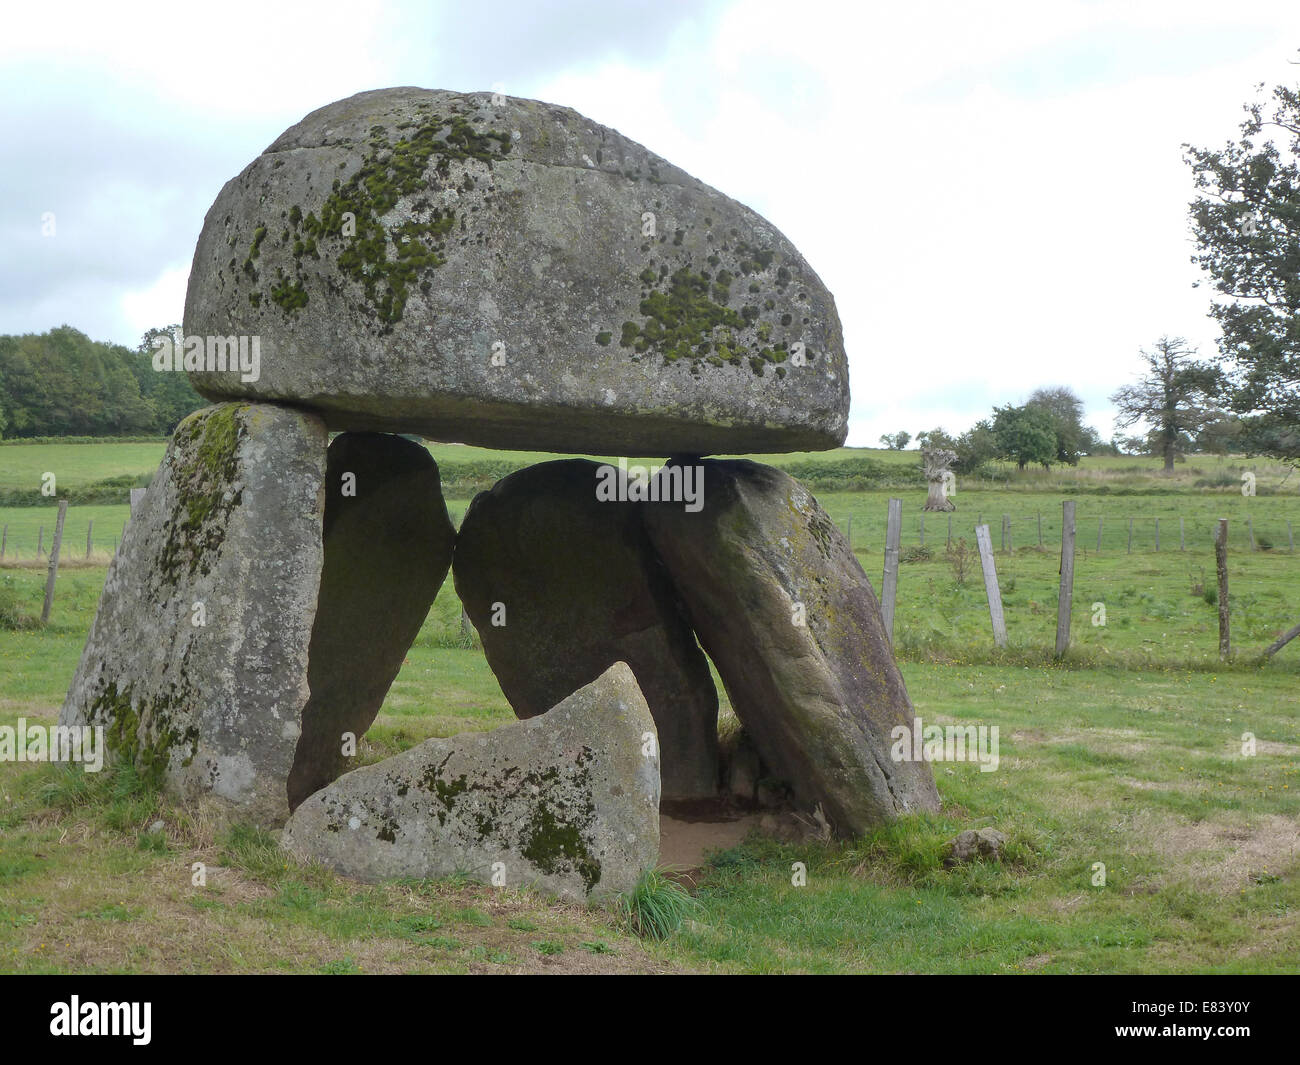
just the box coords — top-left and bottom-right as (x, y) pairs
(281, 663), (660, 901)
(287, 432), (455, 810)
(454, 459), (718, 800)
(60, 403), (328, 826)
(643, 460), (941, 836)
(183, 87), (848, 455)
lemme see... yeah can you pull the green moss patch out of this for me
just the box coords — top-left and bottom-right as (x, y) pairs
(607, 242), (814, 375)
(158, 405), (248, 585)
(247, 111), (511, 331)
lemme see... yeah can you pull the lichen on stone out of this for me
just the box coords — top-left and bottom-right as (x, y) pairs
(90, 679), (200, 785)
(158, 405), (248, 585)
(247, 111), (512, 331)
(610, 242), (815, 376)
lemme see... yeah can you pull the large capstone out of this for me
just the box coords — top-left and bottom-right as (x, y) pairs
(643, 460), (941, 836)
(281, 662), (660, 900)
(287, 432), (455, 811)
(453, 459), (718, 800)
(60, 403), (328, 825)
(183, 87), (848, 455)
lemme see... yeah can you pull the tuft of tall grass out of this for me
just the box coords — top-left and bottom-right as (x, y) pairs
(616, 868), (699, 940)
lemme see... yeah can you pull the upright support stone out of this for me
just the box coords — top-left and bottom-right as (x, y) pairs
(61, 404), (329, 825)
(287, 433), (455, 811)
(644, 461), (940, 836)
(455, 459), (719, 801)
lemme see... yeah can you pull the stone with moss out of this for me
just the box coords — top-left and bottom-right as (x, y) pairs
(281, 663), (660, 902)
(59, 403), (329, 825)
(642, 460), (941, 836)
(184, 86), (847, 455)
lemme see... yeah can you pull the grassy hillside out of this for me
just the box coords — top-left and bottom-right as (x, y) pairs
(1, 436), (1297, 973)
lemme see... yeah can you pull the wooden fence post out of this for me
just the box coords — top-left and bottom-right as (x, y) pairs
(881, 499), (902, 645)
(41, 500), (68, 625)
(1127, 517), (1133, 554)
(0, 524), (6, 562)
(1180, 516), (1185, 551)
(1037, 511), (1043, 548)
(975, 523), (1008, 649)
(846, 515), (852, 550)
(86, 519), (94, 559)
(1262, 621), (1300, 659)
(1215, 518), (1230, 661)
(1096, 516), (1103, 553)
(1155, 517), (1160, 552)
(1248, 516), (1256, 551)
(37, 526), (44, 558)
(1055, 501), (1076, 659)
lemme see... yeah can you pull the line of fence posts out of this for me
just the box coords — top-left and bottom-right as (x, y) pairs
(864, 501), (1300, 659)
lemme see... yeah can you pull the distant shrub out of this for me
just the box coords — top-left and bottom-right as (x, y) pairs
(780, 456), (904, 491)
(900, 545), (933, 563)
(0, 435), (168, 446)
(0, 473), (151, 507)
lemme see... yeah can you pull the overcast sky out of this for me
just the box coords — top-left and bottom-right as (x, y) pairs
(3, 0), (1299, 446)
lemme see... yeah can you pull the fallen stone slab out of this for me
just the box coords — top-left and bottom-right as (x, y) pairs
(183, 87), (848, 455)
(643, 460), (941, 836)
(60, 403), (328, 825)
(281, 663), (660, 901)
(454, 459), (718, 800)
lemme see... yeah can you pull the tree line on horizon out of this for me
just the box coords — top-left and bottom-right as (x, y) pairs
(877, 339), (1253, 475)
(0, 324), (201, 439)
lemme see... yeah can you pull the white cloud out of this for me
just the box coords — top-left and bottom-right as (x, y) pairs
(121, 264), (190, 340)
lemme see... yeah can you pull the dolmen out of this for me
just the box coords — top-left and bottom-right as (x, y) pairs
(60, 88), (939, 902)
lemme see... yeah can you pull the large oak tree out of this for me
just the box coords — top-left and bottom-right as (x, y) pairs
(1185, 70), (1300, 463)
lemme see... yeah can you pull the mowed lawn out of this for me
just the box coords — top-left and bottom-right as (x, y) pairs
(1, 546), (1298, 973)
(1, 439), (1297, 972)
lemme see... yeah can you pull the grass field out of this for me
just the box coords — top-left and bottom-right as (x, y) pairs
(0, 439), (1297, 973)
